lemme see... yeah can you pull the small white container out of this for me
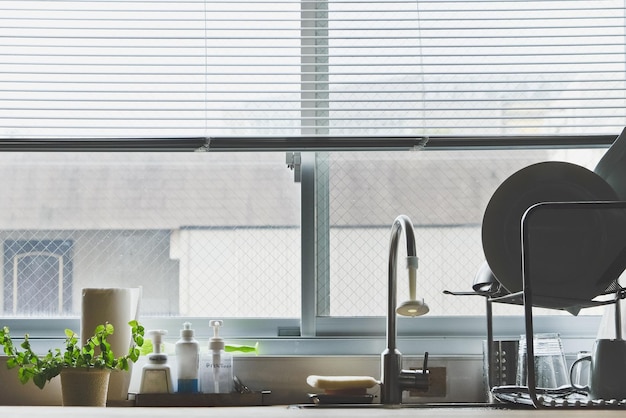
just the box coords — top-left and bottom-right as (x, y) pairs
(175, 322), (200, 393)
(140, 330), (174, 393)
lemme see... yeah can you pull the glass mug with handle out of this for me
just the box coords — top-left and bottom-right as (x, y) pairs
(570, 339), (626, 400)
(570, 351), (591, 388)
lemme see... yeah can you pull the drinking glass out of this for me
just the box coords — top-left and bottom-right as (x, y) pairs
(516, 333), (568, 389)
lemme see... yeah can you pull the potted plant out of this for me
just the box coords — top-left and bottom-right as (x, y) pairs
(0, 320), (144, 406)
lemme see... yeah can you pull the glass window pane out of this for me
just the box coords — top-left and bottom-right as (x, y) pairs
(322, 148), (609, 316)
(0, 152), (300, 318)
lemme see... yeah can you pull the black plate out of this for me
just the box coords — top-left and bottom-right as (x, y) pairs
(482, 161), (618, 303)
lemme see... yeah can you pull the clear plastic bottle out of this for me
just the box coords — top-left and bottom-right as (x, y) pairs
(175, 322), (200, 393)
(200, 320), (233, 393)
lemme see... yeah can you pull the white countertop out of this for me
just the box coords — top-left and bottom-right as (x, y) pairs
(1, 406), (626, 418)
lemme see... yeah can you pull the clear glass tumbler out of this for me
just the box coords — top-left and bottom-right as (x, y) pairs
(516, 333), (568, 389)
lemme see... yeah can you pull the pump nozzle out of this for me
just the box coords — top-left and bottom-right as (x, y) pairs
(147, 329), (168, 364)
(148, 329), (167, 354)
(181, 322), (194, 339)
(209, 320), (225, 352)
(210, 320), (223, 337)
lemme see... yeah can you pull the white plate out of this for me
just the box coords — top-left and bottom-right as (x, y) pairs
(481, 161), (618, 302)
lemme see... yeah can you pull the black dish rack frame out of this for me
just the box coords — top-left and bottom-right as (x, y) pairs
(450, 200), (626, 409)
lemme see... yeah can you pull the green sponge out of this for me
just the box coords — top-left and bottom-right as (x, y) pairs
(225, 342), (259, 354)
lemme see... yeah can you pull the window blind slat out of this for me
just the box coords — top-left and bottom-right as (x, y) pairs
(1, 0), (625, 141)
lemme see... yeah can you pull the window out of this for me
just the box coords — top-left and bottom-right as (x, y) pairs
(1, 1), (625, 346)
(0, 152), (300, 319)
(314, 147), (610, 318)
(4, 239), (73, 315)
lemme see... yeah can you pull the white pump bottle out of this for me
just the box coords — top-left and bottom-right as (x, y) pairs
(139, 329), (174, 393)
(200, 320), (233, 393)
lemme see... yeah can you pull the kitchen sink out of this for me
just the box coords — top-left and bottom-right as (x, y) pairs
(289, 402), (512, 410)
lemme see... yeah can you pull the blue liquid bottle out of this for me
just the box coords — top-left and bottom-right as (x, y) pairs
(175, 322), (200, 393)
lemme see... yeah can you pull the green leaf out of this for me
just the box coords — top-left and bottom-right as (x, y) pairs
(17, 367), (29, 384)
(118, 357), (129, 371)
(128, 347), (140, 362)
(32, 374), (45, 390)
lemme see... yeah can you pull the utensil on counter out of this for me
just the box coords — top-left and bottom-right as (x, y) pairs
(444, 261), (509, 299)
(472, 261), (506, 297)
(234, 376), (252, 394)
(482, 339), (518, 398)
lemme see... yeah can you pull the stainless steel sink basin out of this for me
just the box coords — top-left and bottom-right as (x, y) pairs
(289, 402), (510, 410)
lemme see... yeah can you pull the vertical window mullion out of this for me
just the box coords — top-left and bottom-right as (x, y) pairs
(300, 0), (330, 335)
(300, 152), (317, 337)
(316, 152), (331, 318)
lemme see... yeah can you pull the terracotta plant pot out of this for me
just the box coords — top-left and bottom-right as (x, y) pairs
(60, 368), (111, 407)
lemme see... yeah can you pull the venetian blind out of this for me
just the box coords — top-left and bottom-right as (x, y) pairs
(1, 0), (625, 143)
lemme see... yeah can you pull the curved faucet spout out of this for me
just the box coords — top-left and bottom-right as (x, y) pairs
(387, 215), (418, 351)
(381, 215), (429, 405)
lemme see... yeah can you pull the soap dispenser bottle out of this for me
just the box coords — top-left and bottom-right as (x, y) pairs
(200, 320), (233, 393)
(175, 322), (200, 393)
(140, 329), (174, 393)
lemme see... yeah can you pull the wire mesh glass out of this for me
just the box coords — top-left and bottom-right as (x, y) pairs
(0, 152), (301, 318)
(320, 148), (608, 316)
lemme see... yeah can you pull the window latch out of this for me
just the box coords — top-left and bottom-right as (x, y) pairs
(286, 152), (302, 183)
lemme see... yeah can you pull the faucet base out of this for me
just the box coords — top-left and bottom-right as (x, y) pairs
(381, 349), (403, 405)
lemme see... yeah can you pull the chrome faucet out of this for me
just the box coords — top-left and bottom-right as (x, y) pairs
(381, 215), (430, 405)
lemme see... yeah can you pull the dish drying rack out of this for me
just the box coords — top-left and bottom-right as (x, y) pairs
(447, 200), (626, 409)
(487, 284), (626, 408)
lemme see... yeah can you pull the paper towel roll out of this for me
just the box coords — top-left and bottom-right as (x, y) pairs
(81, 287), (142, 402)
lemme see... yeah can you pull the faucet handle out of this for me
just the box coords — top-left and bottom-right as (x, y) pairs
(398, 352), (430, 392)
